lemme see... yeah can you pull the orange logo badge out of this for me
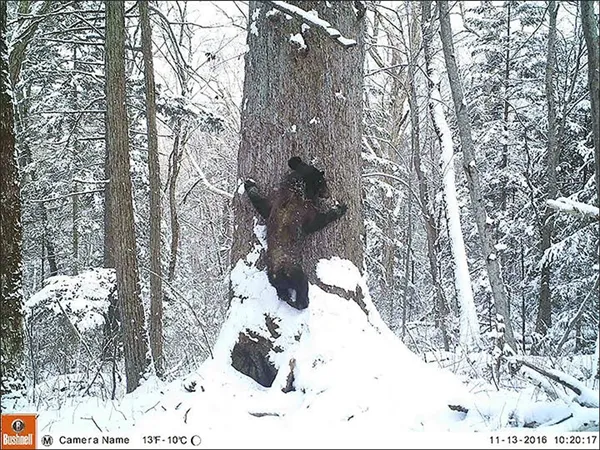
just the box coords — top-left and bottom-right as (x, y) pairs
(1, 414), (37, 450)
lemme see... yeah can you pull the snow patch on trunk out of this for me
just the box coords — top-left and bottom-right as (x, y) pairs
(429, 59), (481, 351)
(316, 256), (360, 292)
(289, 33), (306, 50)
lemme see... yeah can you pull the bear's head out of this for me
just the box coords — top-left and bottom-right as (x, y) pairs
(288, 156), (330, 200)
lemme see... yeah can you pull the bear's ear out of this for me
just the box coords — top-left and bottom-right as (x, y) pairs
(288, 156), (303, 170)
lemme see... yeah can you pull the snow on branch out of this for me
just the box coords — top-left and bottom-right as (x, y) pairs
(546, 197), (600, 220)
(266, 1), (358, 48)
(183, 147), (234, 200)
(32, 188), (105, 203)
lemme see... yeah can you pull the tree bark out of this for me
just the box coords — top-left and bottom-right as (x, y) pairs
(415, 2), (450, 350)
(500, 1), (511, 212)
(8, 0), (53, 88)
(535, 0), (558, 338)
(105, 0), (151, 393)
(229, 0), (365, 387)
(9, 0), (58, 281)
(378, 9), (407, 330)
(580, 0), (600, 275)
(103, 146), (114, 267)
(436, 0), (516, 351)
(103, 133), (118, 356)
(72, 182), (79, 275)
(139, 0), (164, 378)
(422, 1), (480, 351)
(0, 0), (25, 401)
(166, 128), (183, 284)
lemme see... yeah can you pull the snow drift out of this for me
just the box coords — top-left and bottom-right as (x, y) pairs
(4, 232), (598, 447)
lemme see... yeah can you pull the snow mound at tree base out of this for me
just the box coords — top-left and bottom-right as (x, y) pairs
(207, 248), (476, 433)
(5, 252), (597, 445)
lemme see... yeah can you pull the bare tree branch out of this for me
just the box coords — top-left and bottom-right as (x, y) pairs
(183, 147), (234, 200)
(31, 188), (104, 203)
(556, 278), (600, 354)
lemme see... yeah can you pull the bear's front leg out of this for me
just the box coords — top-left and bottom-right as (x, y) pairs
(302, 204), (347, 234)
(244, 179), (272, 219)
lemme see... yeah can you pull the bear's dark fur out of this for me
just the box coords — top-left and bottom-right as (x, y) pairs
(244, 156), (347, 310)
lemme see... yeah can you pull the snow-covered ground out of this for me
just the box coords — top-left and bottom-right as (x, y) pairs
(3, 252), (598, 449)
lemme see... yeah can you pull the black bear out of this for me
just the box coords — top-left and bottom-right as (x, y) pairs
(244, 156), (347, 310)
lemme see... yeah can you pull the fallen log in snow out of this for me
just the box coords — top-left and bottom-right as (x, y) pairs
(510, 356), (599, 408)
(546, 197), (600, 220)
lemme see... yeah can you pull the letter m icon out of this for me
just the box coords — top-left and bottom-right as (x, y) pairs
(41, 435), (54, 447)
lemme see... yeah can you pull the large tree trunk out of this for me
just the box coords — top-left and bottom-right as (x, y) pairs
(228, 0), (365, 387)
(105, 0), (151, 393)
(436, 0), (516, 352)
(0, 1), (25, 401)
(580, 0), (600, 274)
(535, 0), (559, 339)
(580, 0), (600, 205)
(140, 0), (164, 378)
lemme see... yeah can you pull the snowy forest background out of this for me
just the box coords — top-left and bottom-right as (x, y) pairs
(1, 0), (599, 440)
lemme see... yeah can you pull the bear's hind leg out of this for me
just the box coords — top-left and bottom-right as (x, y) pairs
(289, 266), (309, 310)
(269, 270), (292, 304)
(269, 268), (309, 310)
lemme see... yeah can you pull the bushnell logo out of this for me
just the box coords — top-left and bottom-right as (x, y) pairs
(1, 413), (37, 450)
(11, 419), (25, 433)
